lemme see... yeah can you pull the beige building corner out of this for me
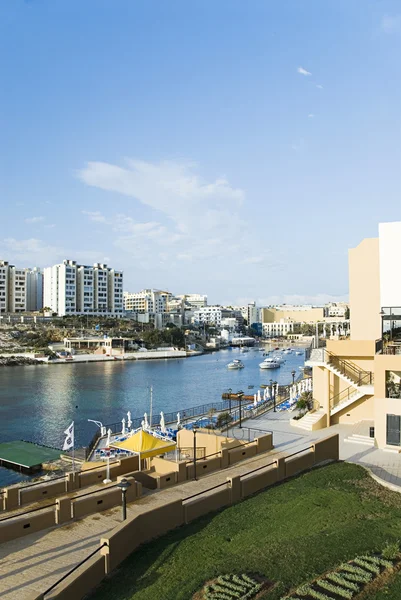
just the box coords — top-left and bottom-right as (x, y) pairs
(306, 221), (401, 450)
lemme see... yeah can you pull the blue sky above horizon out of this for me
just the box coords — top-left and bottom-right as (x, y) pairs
(1, 0), (400, 305)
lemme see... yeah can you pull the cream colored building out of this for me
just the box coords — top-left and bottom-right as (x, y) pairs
(305, 221), (401, 450)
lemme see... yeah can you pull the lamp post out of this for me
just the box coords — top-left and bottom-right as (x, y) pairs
(291, 370), (296, 385)
(237, 390), (244, 428)
(228, 388), (232, 415)
(117, 478), (131, 521)
(193, 423), (199, 481)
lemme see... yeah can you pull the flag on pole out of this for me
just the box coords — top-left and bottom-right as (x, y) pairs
(63, 421), (74, 451)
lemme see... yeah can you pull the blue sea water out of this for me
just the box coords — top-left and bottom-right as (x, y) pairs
(0, 347), (305, 485)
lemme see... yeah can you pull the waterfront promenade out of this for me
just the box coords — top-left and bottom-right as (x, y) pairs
(2, 411), (401, 599)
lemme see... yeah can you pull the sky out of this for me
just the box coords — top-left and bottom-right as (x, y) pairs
(1, 0), (400, 306)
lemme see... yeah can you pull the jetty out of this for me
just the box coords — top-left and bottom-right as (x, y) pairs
(0, 440), (61, 474)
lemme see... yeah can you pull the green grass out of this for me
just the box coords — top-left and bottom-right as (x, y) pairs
(90, 462), (401, 600)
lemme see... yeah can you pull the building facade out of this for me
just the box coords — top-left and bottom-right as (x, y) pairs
(44, 260), (123, 316)
(0, 260), (43, 313)
(306, 221), (401, 450)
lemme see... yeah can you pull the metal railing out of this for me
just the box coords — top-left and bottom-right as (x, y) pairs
(0, 501), (57, 522)
(329, 385), (360, 410)
(42, 542), (108, 597)
(313, 348), (374, 386)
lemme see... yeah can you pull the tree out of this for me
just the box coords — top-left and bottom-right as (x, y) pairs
(216, 412), (233, 429)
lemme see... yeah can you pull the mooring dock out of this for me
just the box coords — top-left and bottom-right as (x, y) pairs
(0, 440), (61, 474)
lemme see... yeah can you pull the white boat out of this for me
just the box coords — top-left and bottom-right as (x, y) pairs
(272, 355), (285, 364)
(259, 358), (280, 369)
(282, 349), (292, 354)
(227, 359), (245, 370)
(240, 347), (249, 353)
(295, 351), (303, 355)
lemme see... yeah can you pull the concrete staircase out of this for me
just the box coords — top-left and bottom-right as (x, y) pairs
(344, 433), (375, 447)
(292, 408), (326, 431)
(330, 388), (371, 416)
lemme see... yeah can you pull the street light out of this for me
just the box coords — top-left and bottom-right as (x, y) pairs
(228, 388), (232, 415)
(291, 370), (296, 385)
(237, 390), (244, 428)
(193, 423), (199, 481)
(117, 478), (131, 521)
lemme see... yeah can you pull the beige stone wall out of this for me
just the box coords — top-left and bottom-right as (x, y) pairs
(332, 394), (375, 425)
(349, 238), (381, 341)
(261, 307), (324, 324)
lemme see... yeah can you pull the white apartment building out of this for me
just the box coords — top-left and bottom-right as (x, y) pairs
(44, 260), (123, 316)
(123, 289), (171, 314)
(262, 320), (294, 337)
(193, 306), (223, 326)
(0, 261), (43, 313)
(0, 261), (10, 313)
(325, 302), (349, 318)
(176, 294), (207, 309)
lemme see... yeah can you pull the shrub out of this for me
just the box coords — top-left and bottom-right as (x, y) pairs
(382, 541), (400, 560)
(202, 574), (261, 600)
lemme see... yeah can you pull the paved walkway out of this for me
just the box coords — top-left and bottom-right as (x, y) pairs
(0, 441), (298, 600)
(3, 410), (401, 599)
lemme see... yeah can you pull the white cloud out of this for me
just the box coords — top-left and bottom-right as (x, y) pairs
(316, 84), (323, 89)
(297, 66), (312, 76)
(78, 158), (279, 277)
(308, 114), (314, 118)
(25, 216), (45, 224)
(81, 210), (108, 223)
(381, 15), (401, 33)
(0, 238), (63, 264)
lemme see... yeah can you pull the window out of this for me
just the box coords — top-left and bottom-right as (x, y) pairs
(387, 414), (401, 446)
(386, 371), (401, 399)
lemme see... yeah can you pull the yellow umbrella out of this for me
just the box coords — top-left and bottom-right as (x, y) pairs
(111, 429), (176, 460)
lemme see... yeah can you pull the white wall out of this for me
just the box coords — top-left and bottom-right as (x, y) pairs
(379, 222), (401, 308)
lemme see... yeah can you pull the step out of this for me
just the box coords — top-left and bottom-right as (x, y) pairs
(344, 435), (375, 447)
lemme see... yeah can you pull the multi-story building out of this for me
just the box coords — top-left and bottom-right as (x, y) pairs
(193, 306), (223, 326)
(176, 294), (207, 309)
(123, 289), (171, 314)
(0, 260), (43, 313)
(44, 260), (123, 316)
(26, 267), (43, 311)
(324, 302), (349, 318)
(305, 221), (401, 449)
(262, 320), (294, 338)
(0, 261), (10, 313)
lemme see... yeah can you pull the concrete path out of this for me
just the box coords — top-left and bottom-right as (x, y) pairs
(232, 410), (401, 490)
(3, 410), (401, 599)
(0, 441), (299, 600)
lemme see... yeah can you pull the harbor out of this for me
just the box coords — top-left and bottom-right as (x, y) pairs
(0, 345), (307, 486)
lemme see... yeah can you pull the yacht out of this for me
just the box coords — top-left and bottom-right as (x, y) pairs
(227, 359), (245, 370)
(272, 355), (285, 364)
(259, 358), (281, 369)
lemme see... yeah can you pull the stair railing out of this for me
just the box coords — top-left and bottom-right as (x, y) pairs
(323, 349), (374, 386)
(330, 385), (358, 410)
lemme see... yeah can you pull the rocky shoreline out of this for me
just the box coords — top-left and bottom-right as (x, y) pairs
(0, 356), (45, 367)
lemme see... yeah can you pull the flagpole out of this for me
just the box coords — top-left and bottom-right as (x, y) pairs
(150, 386), (153, 430)
(72, 420), (75, 474)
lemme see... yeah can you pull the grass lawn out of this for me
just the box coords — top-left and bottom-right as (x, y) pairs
(90, 462), (401, 600)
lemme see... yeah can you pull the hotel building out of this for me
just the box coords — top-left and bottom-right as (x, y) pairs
(305, 221), (401, 450)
